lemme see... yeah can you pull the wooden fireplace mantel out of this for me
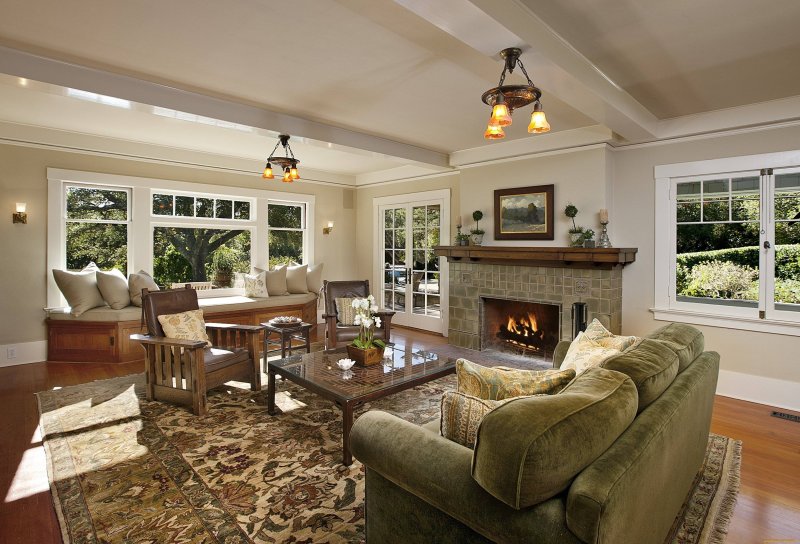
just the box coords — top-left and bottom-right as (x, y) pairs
(433, 245), (637, 269)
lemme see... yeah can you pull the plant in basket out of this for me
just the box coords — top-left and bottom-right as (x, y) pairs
(347, 295), (386, 366)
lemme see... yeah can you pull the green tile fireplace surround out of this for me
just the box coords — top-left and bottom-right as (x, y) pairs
(434, 246), (637, 352)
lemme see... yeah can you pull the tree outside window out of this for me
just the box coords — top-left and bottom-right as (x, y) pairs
(65, 186), (129, 273)
(267, 203), (305, 268)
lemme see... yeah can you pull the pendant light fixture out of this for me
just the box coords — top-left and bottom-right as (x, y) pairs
(481, 48), (550, 140)
(261, 134), (300, 182)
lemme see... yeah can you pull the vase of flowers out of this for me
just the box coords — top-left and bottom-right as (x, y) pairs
(345, 295), (386, 366)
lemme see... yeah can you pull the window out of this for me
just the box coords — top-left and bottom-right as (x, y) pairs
(65, 184), (130, 273)
(654, 151), (800, 334)
(152, 192), (251, 220)
(267, 202), (306, 268)
(152, 228), (251, 287)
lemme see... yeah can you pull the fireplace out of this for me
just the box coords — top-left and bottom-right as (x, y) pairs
(481, 297), (560, 359)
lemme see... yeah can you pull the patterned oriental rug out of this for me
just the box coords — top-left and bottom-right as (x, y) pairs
(37, 374), (740, 544)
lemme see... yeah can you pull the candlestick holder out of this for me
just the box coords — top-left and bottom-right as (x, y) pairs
(598, 221), (612, 248)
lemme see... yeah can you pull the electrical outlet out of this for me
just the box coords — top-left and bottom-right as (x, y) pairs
(6, 346), (17, 359)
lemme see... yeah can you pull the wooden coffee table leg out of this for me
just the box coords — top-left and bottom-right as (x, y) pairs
(267, 369), (277, 415)
(342, 401), (354, 466)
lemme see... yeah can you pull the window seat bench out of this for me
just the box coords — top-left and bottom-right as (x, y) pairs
(46, 293), (318, 364)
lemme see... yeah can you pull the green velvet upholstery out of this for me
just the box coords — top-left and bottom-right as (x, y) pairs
(566, 351), (719, 544)
(471, 367), (638, 509)
(553, 340), (571, 367)
(351, 411), (583, 544)
(600, 339), (679, 412)
(647, 323), (705, 372)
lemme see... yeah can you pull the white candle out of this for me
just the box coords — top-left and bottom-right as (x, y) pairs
(599, 209), (608, 223)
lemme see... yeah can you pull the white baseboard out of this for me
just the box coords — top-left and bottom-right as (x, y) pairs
(0, 340), (47, 367)
(716, 369), (800, 412)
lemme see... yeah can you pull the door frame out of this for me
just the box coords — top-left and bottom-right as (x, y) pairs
(372, 189), (451, 335)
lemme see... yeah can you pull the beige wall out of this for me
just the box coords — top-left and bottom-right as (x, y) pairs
(613, 124), (800, 384)
(0, 143), (358, 345)
(355, 174), (460, 287)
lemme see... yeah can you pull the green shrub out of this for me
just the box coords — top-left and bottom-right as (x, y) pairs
(681, 261), (757, 300)
(775, 279), (800, 304)
(677, 244), (800, 281)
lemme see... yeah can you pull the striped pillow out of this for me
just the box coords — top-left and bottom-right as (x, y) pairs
(441, 391), (510, 449)
(335, 297), (357, 326)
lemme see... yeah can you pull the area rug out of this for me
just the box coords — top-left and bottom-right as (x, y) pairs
(37, 374), (740, 544)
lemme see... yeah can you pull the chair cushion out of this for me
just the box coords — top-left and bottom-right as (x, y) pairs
(157, 309), (212, 346)
(129, 270), (159, 306)
(647, 323), (705, 372)
(440, 391), (509, 449)
(286, 264), (309, 294)
(53, 262), (107, 317)
(335, 297), (357, 325)
(600, 338), (679, 412)
(582, 318), (638, 351)
(456, 359), (575, 400)
(204, 347), (249, 372)
(472, 367), (639, 509)
(96, 268), (131, 309)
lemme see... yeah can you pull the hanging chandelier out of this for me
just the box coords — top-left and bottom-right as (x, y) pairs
(482, 47), (550, 140)
(261, 134), (300, 182)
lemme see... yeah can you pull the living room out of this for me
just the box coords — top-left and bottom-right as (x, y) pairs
(1, 1), (799, 543)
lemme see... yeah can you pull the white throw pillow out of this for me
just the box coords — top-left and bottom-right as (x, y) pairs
(96, 268), (131, 309)
(286, 264), (309, 294)
(560, 332), (622, 375)
(265, 267), (288, 296)
(52, 262), (107, 317)
(243, 271), (269, 298)
(128, 270), (160, 307)
(306, 263), (324, 294)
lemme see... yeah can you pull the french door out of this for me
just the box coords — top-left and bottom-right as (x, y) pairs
(376, 191), (449, 333)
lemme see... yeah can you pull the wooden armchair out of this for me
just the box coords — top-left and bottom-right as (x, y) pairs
(131, 287), (263, 416)
(321, 280), (395, 349)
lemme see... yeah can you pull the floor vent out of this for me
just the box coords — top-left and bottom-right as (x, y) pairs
(771, 411), (800, 423)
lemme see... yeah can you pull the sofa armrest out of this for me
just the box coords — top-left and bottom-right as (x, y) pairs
(553, 340), (571, 368)
(351, 411), (580, 543)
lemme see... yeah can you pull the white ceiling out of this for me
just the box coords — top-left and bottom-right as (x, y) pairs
(0, 0), (798, 180)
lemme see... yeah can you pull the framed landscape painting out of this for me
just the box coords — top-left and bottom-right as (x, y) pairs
(494, 184), (554, 240)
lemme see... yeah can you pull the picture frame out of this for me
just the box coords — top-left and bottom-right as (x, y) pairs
(494, 184), (554, 240)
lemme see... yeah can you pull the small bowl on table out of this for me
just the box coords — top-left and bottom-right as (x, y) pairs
(337, 358), (356, 371)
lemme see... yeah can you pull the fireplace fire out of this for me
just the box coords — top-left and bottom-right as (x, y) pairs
(481, 298), (559, 359)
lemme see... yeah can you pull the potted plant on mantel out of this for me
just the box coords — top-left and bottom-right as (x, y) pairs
(470, 210), (485, 245)
(346, 295), (386, 366)
(564, 203), (585, 247)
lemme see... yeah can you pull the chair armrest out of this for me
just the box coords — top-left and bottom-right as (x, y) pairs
(130, 334), (207, 349)
(351, 411), (576, 542)
(205, 322), (263, 333)
(553, 340), (571, 368)
(321, 314), (337, 320)
(376, 309), (395, 317)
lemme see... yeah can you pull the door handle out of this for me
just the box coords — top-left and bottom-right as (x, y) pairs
(763, 241), (771, 249)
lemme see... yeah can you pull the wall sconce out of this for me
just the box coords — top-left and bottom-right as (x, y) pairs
(322, 221), (334, 235)
(12, 202), (27, 224)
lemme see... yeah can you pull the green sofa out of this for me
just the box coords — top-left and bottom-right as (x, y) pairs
(350, 323), (719, 544)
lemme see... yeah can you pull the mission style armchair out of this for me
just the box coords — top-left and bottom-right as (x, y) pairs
(131, 287), (263, 416)
(321, 280), (395, 349)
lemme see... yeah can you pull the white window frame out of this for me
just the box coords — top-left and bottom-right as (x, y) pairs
(47, 168), (315, 307)
(266, 200), (310, 266)
(653, 149), (800, 336)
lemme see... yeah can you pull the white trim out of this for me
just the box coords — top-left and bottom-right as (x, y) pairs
(372, 188), (452, 207)
(0, 341), (47, 366)
(717, 369), (800, 412)
(651, 307), (800, 337)
(654, 149), (800, 179)
(355, 170), (458, 189)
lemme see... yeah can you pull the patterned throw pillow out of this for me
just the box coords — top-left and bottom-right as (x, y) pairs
(243, 272), (268, 298)
(559, 332), (621, 375)
(456, 359), (576, 401)
(441, 391), (510, 449)
(335, 297), (357, 326)
(583, 318), (638, 351)
(157, 309), (212, 346)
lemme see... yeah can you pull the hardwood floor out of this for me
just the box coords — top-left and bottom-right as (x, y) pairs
(0, 327), (798, 543)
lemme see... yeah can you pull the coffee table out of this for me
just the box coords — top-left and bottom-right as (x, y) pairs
(267, 344), (455, 465)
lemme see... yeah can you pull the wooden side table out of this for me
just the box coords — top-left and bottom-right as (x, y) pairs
(262, 321), (313, 362)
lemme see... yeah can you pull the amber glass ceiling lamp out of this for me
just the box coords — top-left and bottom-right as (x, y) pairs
(482, 48), (550, 140)
(262, 134), (300, 181)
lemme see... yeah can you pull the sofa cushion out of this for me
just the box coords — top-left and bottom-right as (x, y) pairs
(559, 332), (624, 375)
(53, 263), (107, 317)
(440, 391), (508, 449)
(600, 338), (679, 412)
(96, 268), (131, 309)
(157, 309), (212, 346)
(128, 270), (159, 306)
(647, 323), (704, 372)
(286, 264), (309, 294)
(472, 367), (638, 509)
(456, 359), (575, 400)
